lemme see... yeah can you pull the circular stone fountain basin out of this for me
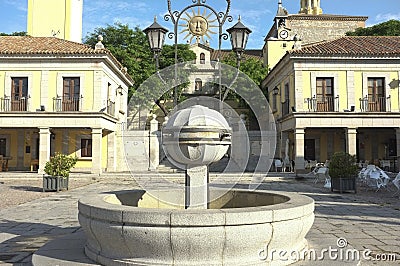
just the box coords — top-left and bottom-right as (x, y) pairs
(78, 189), (314, 266)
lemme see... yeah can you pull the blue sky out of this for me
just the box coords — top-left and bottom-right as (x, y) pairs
(0, 0), (399, 49)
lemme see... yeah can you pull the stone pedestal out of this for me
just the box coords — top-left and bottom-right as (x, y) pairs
(185, 165), (208, 209)
(149, 115), (160, 171)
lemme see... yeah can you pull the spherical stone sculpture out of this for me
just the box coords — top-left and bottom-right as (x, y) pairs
(162, 105), (231, 167)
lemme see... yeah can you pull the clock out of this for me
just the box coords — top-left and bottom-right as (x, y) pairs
(279, 30), (289, 39)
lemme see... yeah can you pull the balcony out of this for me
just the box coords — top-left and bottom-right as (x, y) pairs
(306, 95), (339, 112)
(359, 96), (391, 112)
(0, 96), (29, 112)
(106, 100), (115, 116)
(53, 96), (82, 112)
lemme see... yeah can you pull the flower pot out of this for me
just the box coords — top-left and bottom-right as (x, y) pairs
(43, 175), (69, 192)
(331, 177), (356, 193)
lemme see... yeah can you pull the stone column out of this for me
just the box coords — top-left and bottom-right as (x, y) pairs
(91, 128), (103, 175)
(231, 116), (249, 171)
(17, 130), (25, 169)
(185, 165), (208, 209)
(38, 127), (51, 175)
(294, 128), (305, 174)
(107, 131), (117, 172)
(149, 115), (160, 171)
(396, 128), (400, 171)
(345, 128), (357, 156)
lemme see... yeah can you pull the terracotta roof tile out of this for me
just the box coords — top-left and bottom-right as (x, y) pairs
(289, 36), (400, 56)
(0, 36), (133, 84)
(0, 36), (106, 55)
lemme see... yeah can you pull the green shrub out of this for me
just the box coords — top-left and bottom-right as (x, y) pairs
(44, 152), (78, 178)
(329, 151), (358, 179)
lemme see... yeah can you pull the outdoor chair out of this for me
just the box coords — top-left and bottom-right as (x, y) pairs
(358, 165), (376, 183)
(283, 158), (292, 172)
(274, 159), (283, 172)
(309, 160), (318, 170)
(380, 160), (390, 171)
(314, 167), (329, 184)
(392, 172), (400, 197)
(358, 167), (366, 179)
(365, 167), (391, 192)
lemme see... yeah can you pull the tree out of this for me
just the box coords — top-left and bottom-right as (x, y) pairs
(222, 52), (268, 86)
(220, 52), (268, 107)
(217, 52), (269, 130)
(0, 31), (27, 36)
(84, 23), (156, 99)
(84, 22), (196, 115)
(346, 19), (400, 36)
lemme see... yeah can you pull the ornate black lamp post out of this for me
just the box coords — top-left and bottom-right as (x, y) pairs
(227, 16), (252, 68)
(144, 0), (251, 107)
(143, 17), (169, 71)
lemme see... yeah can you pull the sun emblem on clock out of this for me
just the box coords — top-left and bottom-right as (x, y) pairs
(179, 7), (218, 44)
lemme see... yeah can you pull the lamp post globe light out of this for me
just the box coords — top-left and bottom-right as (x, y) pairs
(144, 0), (251, 106)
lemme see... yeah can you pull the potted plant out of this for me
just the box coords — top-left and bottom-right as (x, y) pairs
(43, 152), (78, 192)
(329, 151), (358, 193)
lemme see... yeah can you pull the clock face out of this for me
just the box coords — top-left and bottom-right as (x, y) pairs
(279, 30), (288, 39)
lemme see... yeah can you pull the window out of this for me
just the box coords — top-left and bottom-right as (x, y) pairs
(316, 78), (334, 111)
(195, 78), (202, 91)
(11, 77), (28, 111)
(282, 83), (290, 116)
(63, 77), (80, 111)
(0, 138), (6, 156)
(368, 77), (385, 111)
(200, 53), (205, 64)
(272, 93), (277, 112)
(81, 139), (92, 157)
(388, 139), (397, 157)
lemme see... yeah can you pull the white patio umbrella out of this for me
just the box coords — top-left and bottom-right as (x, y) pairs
(284, 139), (290, 170)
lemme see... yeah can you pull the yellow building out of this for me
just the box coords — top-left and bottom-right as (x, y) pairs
(27, 0), (83, 43)
(262, 36), (400, 173)
(0, 36), (132, 174)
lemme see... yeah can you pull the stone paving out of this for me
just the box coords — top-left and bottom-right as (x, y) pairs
(0, 173), (399, 265)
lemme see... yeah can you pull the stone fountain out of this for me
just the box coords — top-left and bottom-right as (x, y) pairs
(78, 105), (315, 265)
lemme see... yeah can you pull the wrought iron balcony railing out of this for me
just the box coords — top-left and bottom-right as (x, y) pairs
(53, 96), (83, 112)
(106, 100), (115, 116)
(0, 96), (29, 112)
(306, 95), (339, 112)
(359, 95), (391, 112)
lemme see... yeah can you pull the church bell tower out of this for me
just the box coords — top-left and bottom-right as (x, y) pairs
(263, 1), (299, 70)
(299, 0), (323, 15)
(27, 0), (83, 43)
